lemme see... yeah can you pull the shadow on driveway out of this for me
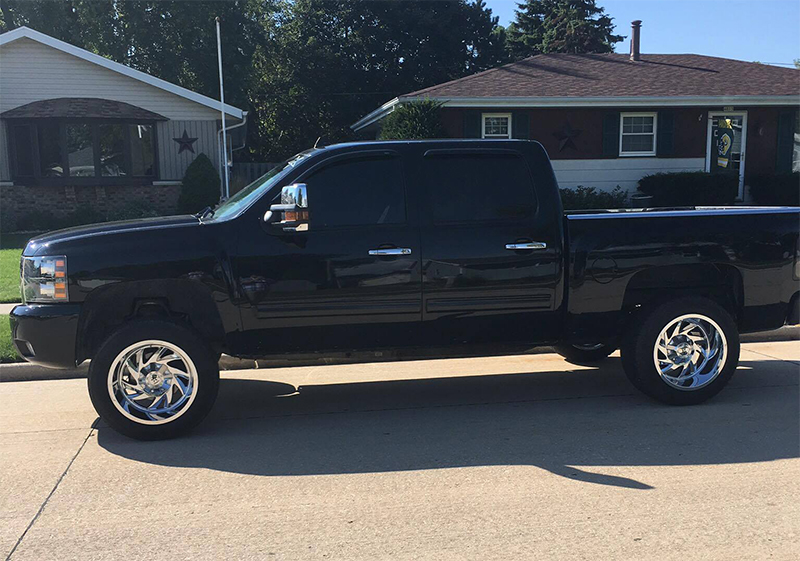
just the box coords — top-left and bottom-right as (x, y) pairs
(96, 358), (799, 490)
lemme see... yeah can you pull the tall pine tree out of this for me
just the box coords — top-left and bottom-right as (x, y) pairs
(507, 0), (623, 60)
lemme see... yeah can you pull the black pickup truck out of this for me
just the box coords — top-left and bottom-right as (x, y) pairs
(11, 140), (800, 439)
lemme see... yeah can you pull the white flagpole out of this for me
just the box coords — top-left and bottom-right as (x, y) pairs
(216, 17), (230, 200)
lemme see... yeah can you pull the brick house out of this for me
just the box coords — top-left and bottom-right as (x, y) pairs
(0, 26), (245, 231)
(352, 22), (800, 200)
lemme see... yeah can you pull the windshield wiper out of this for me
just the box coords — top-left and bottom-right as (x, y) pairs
(196, 206), (215, 223)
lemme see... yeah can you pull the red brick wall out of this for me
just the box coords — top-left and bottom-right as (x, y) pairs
(743, 106), (788, 177)
(439, 106), (791, 170)
(1, 183), (181, 232)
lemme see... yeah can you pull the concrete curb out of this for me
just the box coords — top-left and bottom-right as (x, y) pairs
(2, 326), (797, 383)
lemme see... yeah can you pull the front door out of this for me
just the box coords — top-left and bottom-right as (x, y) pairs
(416, 145), (562, 347)
(234, 150), (422, 355)
(706, 111), (748, 200)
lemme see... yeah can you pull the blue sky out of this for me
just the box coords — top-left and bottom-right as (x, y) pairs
(484, 0), (800, 66)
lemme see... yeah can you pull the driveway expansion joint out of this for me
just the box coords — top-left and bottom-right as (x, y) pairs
(5, 423), (96, 561)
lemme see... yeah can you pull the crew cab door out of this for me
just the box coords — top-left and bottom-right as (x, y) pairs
(234, 150), (422, 354)
(417, 146), (562, 346)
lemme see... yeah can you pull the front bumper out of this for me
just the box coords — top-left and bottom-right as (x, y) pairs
(9, 304), (82, 368)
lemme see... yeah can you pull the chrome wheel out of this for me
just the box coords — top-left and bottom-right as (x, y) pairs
(107, 340), (199, 425)
(653, 314), (727, 391)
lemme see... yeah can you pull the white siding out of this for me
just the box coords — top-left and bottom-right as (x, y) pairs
(0, 121), (9, 181)
(551, 157), (706, 192)
(0, 38), (224, 120)
(157, 120), (221, 180)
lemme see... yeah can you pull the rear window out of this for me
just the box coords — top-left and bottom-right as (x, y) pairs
(422, 152), (536, 224)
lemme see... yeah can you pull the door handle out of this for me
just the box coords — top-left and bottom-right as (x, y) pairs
(368, 248), (412, 256)
(505, 242), (547, 251)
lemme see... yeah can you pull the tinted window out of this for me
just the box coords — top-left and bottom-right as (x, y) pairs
(304, 156), (406, 227)
(424, 152), (536, 224)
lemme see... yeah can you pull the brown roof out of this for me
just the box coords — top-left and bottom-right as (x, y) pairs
(0, 97), (168, 120)
(407, 53), (800, 99)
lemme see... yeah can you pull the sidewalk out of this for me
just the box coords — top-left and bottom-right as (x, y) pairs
(0, 303), (18, 315)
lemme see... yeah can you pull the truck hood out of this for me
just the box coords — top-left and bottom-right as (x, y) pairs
(24, 215), (200, 255)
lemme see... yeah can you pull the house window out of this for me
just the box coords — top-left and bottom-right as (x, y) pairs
(620, 112), (657, 156)
(482, 113), (512, 139)
(7, 120), (157, 183)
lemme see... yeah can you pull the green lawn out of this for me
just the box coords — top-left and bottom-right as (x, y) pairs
(1, 234), (31, 362)
(0, 317), (21, 363)
(0, 248), (23, 303)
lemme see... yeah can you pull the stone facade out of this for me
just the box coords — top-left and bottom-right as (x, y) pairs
(0, 182), (181, 231)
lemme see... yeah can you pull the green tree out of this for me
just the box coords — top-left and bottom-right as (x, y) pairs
(247, 0), (508, 160)
(379, 100), (446, 140)
(506, 0), (623, 60)
(177, 153), (221, 213)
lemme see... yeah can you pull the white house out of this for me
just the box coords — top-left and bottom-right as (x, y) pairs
(0, 26), (245, 230)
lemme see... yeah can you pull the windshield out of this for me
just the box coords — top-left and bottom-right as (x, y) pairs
(208, 150), (315, 221)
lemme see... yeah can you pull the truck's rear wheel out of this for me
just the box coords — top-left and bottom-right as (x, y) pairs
(621, 297), (739, 405)
(554, 343), (615, 364)
(88, 320), (219, 440)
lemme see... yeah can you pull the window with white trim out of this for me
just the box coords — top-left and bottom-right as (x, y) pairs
(482, 113), (511, 139)
(619, 112), (657, 156)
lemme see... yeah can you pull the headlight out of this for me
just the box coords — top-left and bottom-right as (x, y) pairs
(21, 256), (68, 303)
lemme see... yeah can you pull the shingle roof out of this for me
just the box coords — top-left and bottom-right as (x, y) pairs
(1, 98), (168, 120)
(407, 53), (799, 98)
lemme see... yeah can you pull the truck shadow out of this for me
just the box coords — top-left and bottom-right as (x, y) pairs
(96, 358), (799, 489)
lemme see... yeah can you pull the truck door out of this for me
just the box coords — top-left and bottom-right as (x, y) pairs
(417, 146), (562, 346)
(234, 149), (422, 354)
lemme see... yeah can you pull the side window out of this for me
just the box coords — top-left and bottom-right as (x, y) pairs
(423, 153), (536, 224)
(304, 155), (406, 227)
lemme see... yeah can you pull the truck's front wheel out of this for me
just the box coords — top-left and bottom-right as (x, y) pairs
(621, 298), (739, 405)
(88, 320), (219, 440)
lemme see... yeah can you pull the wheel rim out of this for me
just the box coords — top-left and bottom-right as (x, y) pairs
(107, 340), (199, 425)
(653, 314), (727, 391)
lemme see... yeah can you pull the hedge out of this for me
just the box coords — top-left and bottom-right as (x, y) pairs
(747, 172), (800, 206)
(559, 186), (627, 210)
(637, 172), (738, 206)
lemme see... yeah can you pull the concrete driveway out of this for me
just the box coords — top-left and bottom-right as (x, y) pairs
(1, 342), (798, 561)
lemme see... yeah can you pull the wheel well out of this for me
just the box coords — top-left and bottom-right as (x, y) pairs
(77, 280), (226, 362)
(622, 263), (743, 322)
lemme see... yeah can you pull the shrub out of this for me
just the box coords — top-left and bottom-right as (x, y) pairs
(108, 199), (162, 222)
(559, 186), (628, 210)
(177, 153), (221, 213)
(747, 173), (800, 206)
(15, 210), (59, 232)
(637, 172), (738, 206)
(61, 206), (106, 228)
(378, 99), (446, 140)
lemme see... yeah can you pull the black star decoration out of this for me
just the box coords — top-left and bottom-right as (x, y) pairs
(173, 130), (198, 154)
(553, 122), (582, 152)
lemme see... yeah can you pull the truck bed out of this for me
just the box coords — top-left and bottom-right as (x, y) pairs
(563, 205), (800, 344)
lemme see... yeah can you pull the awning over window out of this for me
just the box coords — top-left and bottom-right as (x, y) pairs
(0, 98), (168, 121)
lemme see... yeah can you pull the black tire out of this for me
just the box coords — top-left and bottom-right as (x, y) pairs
(554, 343), (615, 364)
(88, 319), (219, 440)
(620, 297), (739, 405)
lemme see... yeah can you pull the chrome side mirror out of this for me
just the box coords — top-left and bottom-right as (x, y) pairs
(264, 183), (309, 232)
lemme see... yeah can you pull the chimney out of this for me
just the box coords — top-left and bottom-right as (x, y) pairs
(630, 20), (642, 61)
